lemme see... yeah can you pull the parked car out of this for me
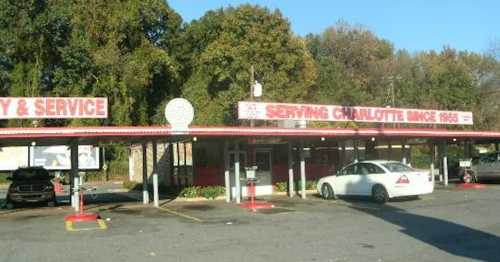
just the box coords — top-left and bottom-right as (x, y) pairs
(459, 152), (500, 183)
(5, 167), (56, 209)
(317, 160), (434, 203)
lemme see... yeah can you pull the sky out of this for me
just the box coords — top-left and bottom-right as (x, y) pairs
(168, 0), (499, 54)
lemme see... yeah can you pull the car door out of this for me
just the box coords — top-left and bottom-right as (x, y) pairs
(476, 153), (497, 177)
(494, 153), (500, 176)
(335, 163), (362, 195)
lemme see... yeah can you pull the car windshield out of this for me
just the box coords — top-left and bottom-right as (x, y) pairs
(381, 162), (414, 173)
(12, 168), (50, 181)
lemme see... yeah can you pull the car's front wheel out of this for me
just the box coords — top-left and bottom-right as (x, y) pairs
(321, 183), (335, 200)
(372, 185), (389, 204)
(5, 202), (14, 209)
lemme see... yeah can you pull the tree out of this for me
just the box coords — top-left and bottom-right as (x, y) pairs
(0, 0), (72, 126)
(181, 5), (316, 125)
(305, 22), (395, 108)
(0, 0), (183, 126)
(69, 0), (183, 125)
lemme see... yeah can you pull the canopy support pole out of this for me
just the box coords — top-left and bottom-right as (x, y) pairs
(288, 142), (295, 198)
(224, 141), (231, 202)
(299, 140), (306, 199)
(70, 140), (79, 211)
(234, 142), (241, 204)
(152, 140), (159, 208)
(142, 143), (149, 204)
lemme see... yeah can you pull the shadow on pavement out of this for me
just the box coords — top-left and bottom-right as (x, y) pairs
(348, 203), (500, 261)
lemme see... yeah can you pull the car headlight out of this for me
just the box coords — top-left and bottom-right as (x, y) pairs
(44, 185), (54, 191)
(8, 186), (18, 193)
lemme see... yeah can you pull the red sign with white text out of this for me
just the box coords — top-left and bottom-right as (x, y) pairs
(0, 97), (108, 119)
(238, 101), (473, 125)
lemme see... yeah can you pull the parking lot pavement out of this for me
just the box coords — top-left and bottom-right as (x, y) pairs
(1, 185), (500, 262)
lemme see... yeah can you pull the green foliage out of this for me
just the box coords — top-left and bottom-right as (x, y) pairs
(306, 22), (394, 108)
(274, 182), (288, 192)
(179, 186), (201, 198)
(306, 180), (317, 190)
(0, 173), (10, 184)
(307, 21), (500, 130)
(410, 146), (432, 169)
(200, 186), (225, 199)
(294, 180), (317, 191)
(178, 186), (225, 199)
(122, 180), (138, 190)
(1, 2), (499, 130)
(0, 0), (183, 127)
(181, 5), (316, 125)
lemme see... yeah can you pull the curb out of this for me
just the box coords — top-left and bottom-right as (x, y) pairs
(170, 196), (226, 202)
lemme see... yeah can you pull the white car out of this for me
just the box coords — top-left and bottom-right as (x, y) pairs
(317, 160), (434, 203)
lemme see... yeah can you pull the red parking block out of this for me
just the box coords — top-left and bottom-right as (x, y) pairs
(239, 201), (274, 212)
(239, 179), (275, 212)
(64, 212), (100, 223)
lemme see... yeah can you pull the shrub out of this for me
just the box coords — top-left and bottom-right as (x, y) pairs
(0, 173), (9, 184)
(294, 180), (318, 191)
(306, 180), (317, 190)
(179, 186), (201, 198)
(274, 182), (288, 192)
(200, 186), (225, 199)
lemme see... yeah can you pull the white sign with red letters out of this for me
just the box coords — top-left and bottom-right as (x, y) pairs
(238, 101), (473, 125)
(0, 97), (108, 119)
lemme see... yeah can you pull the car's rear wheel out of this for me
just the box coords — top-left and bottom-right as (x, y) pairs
(321, 184), (335, 200)
(47, 199), (56, 207)
(372, 185), (389, 204)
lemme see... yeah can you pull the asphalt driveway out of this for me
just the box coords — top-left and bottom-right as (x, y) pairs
(1, 184), (500, 262)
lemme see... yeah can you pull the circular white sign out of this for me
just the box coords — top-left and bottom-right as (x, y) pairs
(165, 98), (194, 131)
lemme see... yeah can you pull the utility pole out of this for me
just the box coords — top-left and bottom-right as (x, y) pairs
(387, 76), (399, 108)
(390, 79), (395, 108)
(387, 75), (401, 128)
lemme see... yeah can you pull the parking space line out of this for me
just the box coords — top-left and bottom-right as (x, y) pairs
(97, 219), (108, 229)
(157, 206), (203, 223)
(64, 219), (108, 232)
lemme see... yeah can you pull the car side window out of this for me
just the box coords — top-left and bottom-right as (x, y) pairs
(341, 165), (356, 175)
(366, 163), (385, 174)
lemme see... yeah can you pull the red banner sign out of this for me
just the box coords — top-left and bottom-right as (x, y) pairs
(238, 101), (473, 125)
(0, 97), (108, 119)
